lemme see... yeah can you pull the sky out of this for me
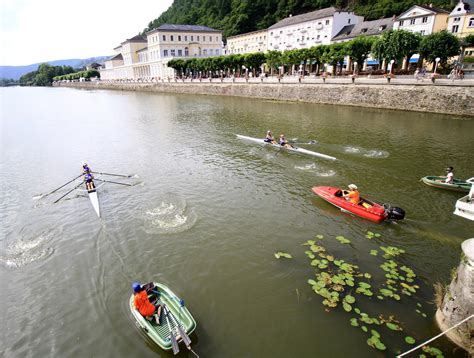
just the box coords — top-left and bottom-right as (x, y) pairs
(0, 0), (174, 66)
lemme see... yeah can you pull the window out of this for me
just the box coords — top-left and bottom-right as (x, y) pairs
(191, 35), (194, 41)
(197, 35), (200, 41)
(162, 35), (166, 41)
(185, 35), (188, 41)
(216, 36), (219, 42)
(203, 49), (207, 55)
(422, 16), (428, 23)
(178, 49), (182, 56)
(163, 49), (168, 57)
(185, 47), (189, 56)
(348, 19), (351, 24)
(452, 25), (459, 33)
(178, 35), (181, 41)
(420, 30), (426, 35)
(469, 17), (474, 26)
(209, 49), (213, 55)
(170, 49), (175, 56)
(454, 17), (460, 22)
(326, 20), (330, 25)
(399, 20), (404, 26)
(410, 19), (415, 25)
(171, 35), (174, 41)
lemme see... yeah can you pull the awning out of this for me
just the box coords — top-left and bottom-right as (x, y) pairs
(409, 54), (420, 63)
(367, 59), (380, 65)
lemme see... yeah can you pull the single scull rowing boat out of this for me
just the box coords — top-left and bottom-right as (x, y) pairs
(236, 134), (336, 161)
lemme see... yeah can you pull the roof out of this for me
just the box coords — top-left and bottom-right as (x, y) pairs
(121, 34), (147, 44)
(227, 29), (268, 40)
(332, 17), (394, 41)
(396, 4), (449, 19)
(459, 0), (474, 13)
(108, 53), (123, 61)
(147, 24), (221, 34)
(269, 7), (340, 30)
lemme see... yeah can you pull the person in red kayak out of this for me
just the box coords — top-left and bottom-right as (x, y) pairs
(132, 282), (162, 325)
(343, 184), (360, 205)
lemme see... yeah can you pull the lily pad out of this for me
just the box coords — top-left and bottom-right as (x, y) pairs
(405, 336), (416, 344)
(344, 295), (356, 304)
(316, 235), (324, 240)
(343, 302), (352, 312)
(275, 252), (292, 259)
(350, 318), (359, 327)
(336, 236), (351, 244)
(386, 322), (402, 331)
(308, 279), (317, 286)
(361, 325), (368, 332)
(370, 250), (378, 256)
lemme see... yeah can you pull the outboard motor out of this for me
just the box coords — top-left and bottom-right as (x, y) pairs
(384, 204), (405, 220)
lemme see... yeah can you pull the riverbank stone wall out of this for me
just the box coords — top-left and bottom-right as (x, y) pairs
(56, 82), (474, 117)
(435, 238), (474, 353)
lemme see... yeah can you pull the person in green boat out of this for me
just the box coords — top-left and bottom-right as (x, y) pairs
(132, 282), (162, 325)
(445, 167), (454, 184)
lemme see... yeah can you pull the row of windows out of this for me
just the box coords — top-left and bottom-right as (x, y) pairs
(270, 20), (332, 36)
(162, 48), (220, 57)
(399, 16), (429, 26)
(149, 34), (220, 44)
(229, 36), (267, 44)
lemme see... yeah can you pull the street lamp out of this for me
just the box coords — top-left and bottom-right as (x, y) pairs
(390, 59), (395, 75)
(353, 61), (358, 75)
(434, 57), (440, 74)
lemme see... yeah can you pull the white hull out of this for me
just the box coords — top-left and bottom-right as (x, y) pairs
(236, 134), (336, 161)
(88, 190), (101, 217)
(454, 195), (474, 221)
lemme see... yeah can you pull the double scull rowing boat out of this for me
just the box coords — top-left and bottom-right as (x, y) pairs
(236, 134), (336, 161)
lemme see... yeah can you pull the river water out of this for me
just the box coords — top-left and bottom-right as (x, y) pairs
(1, 86), (473, 357)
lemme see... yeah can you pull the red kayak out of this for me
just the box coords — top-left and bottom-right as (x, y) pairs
(312, 186), (405, 223)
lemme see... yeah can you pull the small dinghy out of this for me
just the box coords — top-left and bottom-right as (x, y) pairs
(129, 282), (197, 355)
(421, 176), (473, 192)
(312, 186), (405, 223)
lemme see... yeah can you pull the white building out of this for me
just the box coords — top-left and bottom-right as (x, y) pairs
(447, 0), (474, 37)
(100, 24), (223, 80)
(267, 7), (363, 51)
(226, 29), (268, 54)
(146, 24), (223, 78)
(393, 4), (449, 36)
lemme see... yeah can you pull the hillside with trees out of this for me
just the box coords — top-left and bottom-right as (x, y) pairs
(145, 0), (455, 38)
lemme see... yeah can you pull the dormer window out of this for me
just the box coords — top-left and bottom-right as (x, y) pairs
(379, 25), (387, 31)
(361, 28), (367, 33)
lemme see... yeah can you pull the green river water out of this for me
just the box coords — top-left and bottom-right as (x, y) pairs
(1, 86), (473, 357)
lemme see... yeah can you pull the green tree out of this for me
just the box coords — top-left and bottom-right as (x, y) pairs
(419, 30), (460, 68)
(322, 43), (346, 75)
(345, 36), (375, 72)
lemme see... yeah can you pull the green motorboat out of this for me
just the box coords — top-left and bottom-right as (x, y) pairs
(420, 176), (473, 192)
(129, 282), (197, 354)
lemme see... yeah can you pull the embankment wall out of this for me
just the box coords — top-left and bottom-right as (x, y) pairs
(55, 82), (474, 117)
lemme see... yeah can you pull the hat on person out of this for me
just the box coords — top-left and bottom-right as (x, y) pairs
(348, 184), (358, 190)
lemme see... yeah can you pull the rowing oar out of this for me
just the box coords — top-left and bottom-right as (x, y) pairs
(53, 181), (84, 203)
(91, 171), (134, 178)
(164, 306), (180, 355)
(94, 178), (133, 186)
(164, 305), (199, 357)
(289, 140), (317, 145)
(36, 173), (83, 198)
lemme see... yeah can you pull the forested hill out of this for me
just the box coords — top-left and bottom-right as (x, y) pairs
(145, 0), (454, 38)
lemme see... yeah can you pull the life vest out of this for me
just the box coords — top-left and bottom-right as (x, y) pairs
(134, 290), (155, 317)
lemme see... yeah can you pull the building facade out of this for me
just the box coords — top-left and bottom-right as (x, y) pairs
(100, 24), (223, 80)
(226, 29), (268, 54)
(267, 7), (363, 51)
(393, 5), (449, 36)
